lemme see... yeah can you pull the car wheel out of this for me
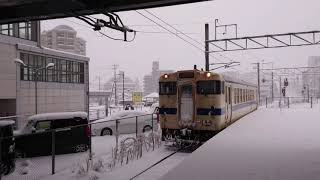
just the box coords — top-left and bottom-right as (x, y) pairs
(143, 125), (152, 133)
(101, 128), (112, 136)
(75, 144), (88, 153)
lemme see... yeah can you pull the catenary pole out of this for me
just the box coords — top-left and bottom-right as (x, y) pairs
(205, 23), (209, 71)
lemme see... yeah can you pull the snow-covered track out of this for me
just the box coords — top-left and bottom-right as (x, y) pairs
(129, 150), (179, 180)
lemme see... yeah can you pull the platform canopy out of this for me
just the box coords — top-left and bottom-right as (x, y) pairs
(0, 0), (209, 24)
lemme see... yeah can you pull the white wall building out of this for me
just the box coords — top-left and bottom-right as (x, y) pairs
(0, 22), (89, 128)
(143, 61), (173, 96)
(41, 25), (86, 56)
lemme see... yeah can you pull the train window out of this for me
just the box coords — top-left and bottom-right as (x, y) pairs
(234, 88), (237, 104)
(196, 80), (223, 95)
(159, 82), (177, 95)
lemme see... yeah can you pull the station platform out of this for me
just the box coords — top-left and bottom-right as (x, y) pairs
(161, 105), (320, 180)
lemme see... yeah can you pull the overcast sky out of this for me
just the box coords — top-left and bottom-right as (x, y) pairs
(42, 0), (320, 89)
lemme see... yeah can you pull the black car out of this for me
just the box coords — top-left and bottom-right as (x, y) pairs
(0, 120), (15, 175)
(15, 112), (90, 157)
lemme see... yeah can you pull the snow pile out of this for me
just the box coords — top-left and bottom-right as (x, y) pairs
(28, 111), (88, 121)
(69, 131), (162, 179)
(19, 159), (32, 175)
(0, 120), (15, 126)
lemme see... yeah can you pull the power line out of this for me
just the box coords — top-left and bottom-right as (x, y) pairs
(143, 10), (203, 47)
(143, 10), (243, 67)
(137, 10), (229, 64)
(127, 21), (217, 27)
(135, 10), (206, 54)
(135, 30), (200, 35)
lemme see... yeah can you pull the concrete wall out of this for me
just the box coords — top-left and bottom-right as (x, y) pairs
(0, 43), (16, 99)
(17, 81), (86, 126)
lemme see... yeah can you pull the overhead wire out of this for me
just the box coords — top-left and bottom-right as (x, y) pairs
(66, 13), (243, 71)
(142, 10), (243, 69)
(135, 10), (208, 55)
(64, 18), (136, 41)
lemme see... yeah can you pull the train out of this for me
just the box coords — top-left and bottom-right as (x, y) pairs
(159, 67), (258, 143)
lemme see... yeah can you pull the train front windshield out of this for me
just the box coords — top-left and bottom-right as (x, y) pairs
(159, 82), (177, 95)
(196, 80), (224, 94)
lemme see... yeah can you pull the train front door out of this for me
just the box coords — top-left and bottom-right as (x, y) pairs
(179, 85), (193, 125)
(225, 86), (232, 124)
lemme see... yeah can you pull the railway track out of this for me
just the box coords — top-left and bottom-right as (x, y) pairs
(129, 142), (200, 180)
(129, 150), (179, 180)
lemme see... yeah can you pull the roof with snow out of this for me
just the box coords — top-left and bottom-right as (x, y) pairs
(0, 120), (15, 127)
(144, 92), (159, 98)
(27, 112), (88, 121)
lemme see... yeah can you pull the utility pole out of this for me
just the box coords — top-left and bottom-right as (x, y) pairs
(98, 76), (101, 91)
(121, 72), (125, 110)
(214, 19), (218, 40)
(279, 76), (282, 105)
(253, 63), (261, 104)
(271, 71), (274, 102)
(112, 64), (118, 106)
(205, 23), (209, 71)
(257, 63), (260, 105)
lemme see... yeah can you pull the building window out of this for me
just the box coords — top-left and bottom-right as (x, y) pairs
(0, 24), (13, 36)
(1, 22), (34, 41)
(18, 22), (32, 40)
(20, 52), (85, 84)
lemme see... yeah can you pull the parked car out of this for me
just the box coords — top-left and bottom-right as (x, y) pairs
(92, 110), (158, 136)
(150, 102), (159, 113)
(0, 120), (15, 175)
(15, 112), (90, 157)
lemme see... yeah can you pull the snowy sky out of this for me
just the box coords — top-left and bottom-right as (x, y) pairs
(41, 0), (320, 88)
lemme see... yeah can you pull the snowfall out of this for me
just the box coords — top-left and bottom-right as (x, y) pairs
(3, 102), (320, 180)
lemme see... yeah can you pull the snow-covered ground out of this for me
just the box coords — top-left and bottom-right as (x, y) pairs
(161, 104), (320, 180)
(4, 131), (187, 180)
(5, 103), (319, 180)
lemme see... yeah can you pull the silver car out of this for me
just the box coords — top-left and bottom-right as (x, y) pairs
(91, 110), (158, 136)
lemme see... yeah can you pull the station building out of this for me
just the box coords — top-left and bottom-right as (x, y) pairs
(0, 22), (89, 128)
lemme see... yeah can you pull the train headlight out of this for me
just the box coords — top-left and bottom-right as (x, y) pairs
(164, 74), (169, 79)
(206, 72), (211, 78)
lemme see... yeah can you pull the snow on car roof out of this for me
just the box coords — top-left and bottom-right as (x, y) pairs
(27, 112), (88, 121)
(0, 120), (15, 127)
(94, 110), (150, 123)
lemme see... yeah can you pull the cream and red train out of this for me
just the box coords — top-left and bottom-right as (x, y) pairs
(159, 69), (258, 142)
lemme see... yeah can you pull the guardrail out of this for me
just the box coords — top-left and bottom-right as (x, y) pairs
(0, 112), (160, 178)
(264, 96), (319, 108)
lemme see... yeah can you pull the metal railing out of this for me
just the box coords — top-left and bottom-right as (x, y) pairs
(264, 96), (319, 108)
(0, 112), (160, 179)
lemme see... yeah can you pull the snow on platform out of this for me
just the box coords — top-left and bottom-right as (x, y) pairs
(161, 105), (320, 180)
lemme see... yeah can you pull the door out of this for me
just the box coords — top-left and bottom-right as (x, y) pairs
(53, 119), (73, 154)
(179, 85), (193, 125)
(225, 86), (232, 124)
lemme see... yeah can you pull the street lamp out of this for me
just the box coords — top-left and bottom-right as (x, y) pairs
(15, 58), (55, 114)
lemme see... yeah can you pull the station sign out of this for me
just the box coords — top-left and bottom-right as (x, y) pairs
(132, 92), (142, 104)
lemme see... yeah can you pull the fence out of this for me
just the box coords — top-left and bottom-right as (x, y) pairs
(89, 105), (147, 121)
(264, 96), (319, 108)
(0, 112), (160, 180)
